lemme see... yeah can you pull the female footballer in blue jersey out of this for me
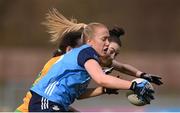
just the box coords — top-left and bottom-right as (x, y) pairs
(28, 9), (155, 112)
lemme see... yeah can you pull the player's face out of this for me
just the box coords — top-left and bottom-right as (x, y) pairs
(106, 41), (120, 59)
(89, 27), (110, 57)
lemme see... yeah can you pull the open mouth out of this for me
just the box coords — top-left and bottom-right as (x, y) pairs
(103, 48), (108, 53)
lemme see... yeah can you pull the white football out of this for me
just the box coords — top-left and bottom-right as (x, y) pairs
(126, 78), (154, 106)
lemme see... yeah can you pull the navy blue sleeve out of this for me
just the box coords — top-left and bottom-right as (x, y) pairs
(78, 47), (99, 68)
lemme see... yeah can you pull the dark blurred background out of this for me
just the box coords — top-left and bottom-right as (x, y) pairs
(0, 0), (180, 111)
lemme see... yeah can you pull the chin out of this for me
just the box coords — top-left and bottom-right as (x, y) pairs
(100, 53), (106, 57)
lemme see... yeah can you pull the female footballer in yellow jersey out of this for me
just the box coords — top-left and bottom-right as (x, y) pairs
(15, 32), (82, 112)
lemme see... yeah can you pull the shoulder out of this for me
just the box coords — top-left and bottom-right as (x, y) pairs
(77, 45), (99, 68)
(44, 56), (61, 69)
(81, 46), (98, 56)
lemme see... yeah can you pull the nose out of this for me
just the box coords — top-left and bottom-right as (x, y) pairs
(105, 39), (109, 46)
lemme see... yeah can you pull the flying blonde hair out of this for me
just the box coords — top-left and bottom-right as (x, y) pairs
(42, 8), (87, 42)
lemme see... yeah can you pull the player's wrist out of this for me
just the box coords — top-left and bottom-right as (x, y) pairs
(136, 71), (144, 77)
(129, 81), (137, 91)
(139, 73), (151, 82)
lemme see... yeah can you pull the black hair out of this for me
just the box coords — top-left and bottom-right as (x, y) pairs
(53, 31), (82, 57)
(109, 26), (125, 47)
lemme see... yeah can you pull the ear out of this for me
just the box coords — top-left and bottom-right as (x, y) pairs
(66, 46), (72, 52)
(86, 39), (93, 46)
(87, 39), (91, 42)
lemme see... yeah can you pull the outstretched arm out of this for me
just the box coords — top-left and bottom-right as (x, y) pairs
(77, 59), (130, 100)
(112, 59), (163, 85)
(83, 59), (154, 103)
(85, 59), (131, 89)
(112, 60), (143, 77)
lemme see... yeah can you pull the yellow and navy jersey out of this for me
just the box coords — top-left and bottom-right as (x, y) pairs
(15, 56), (60, 112)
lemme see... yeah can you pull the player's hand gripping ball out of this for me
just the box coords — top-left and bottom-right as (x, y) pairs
(127, 78), (154, 106)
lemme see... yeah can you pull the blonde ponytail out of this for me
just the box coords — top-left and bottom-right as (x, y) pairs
(42, 8), (87, 42)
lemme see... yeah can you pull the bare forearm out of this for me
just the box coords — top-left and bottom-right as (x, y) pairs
(99, 74), (131, 90)
(85, 59), (131, 90)
(112, 60), (143, 77)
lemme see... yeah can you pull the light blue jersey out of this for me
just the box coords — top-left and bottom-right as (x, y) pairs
(30, 44), (99, 111)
